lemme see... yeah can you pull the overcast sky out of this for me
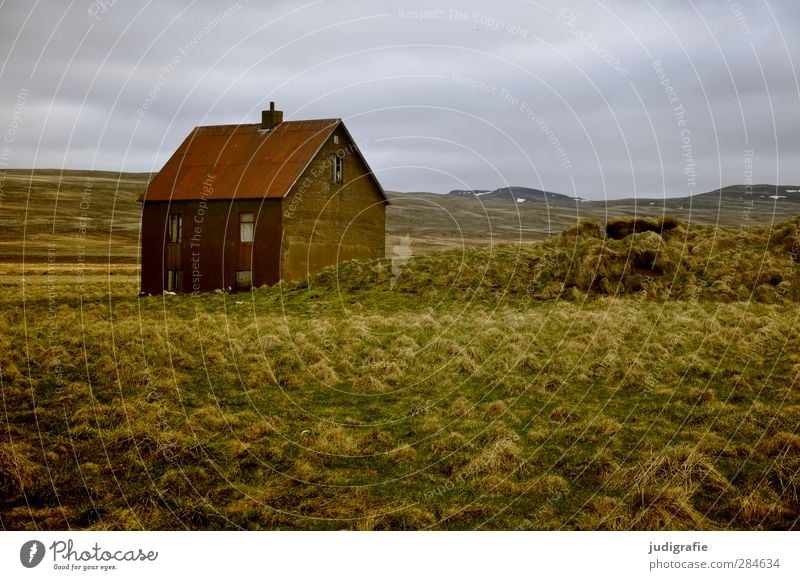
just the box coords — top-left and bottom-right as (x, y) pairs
(1, 0), (798, 198)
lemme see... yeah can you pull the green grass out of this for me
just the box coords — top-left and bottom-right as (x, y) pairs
(1, 216), (799, 530)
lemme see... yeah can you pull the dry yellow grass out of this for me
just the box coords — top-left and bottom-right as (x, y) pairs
(2, 283), (798, 530)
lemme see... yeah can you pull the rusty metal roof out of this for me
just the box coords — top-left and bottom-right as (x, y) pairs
(141, 119), (380, 202)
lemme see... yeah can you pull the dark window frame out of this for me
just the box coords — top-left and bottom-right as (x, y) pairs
(331, 154), (343, 184)
(236, 270), (252, 290)
(166, 269), (183, 292)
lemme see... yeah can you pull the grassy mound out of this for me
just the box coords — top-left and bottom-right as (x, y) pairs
(604, 215), (684, 240)
(298, 216), (800, 304)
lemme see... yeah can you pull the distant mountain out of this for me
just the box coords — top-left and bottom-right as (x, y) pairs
(693, 184), (800, 203)
(447, 186), (584, 205)
(444, 184), (800, 209)
(448, 189), (490, 197)
(607, 184), (800, 211)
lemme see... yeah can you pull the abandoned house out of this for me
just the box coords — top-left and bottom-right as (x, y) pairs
(139, 102), (387, 294)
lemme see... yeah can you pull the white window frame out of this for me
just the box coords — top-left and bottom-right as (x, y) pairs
(240, 212), (254, 243)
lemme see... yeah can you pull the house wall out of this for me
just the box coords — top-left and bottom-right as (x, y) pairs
(140, 199), (281, 294)
(280, 129), (386, 281)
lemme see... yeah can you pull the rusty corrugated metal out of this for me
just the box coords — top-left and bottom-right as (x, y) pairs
(140, 199), (284, 294)
(166, 243), (181, 268)
(141, 120), (340, 202)
(238, 242), (252, 269)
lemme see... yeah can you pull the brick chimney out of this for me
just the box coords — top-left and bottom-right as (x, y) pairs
(261, 101), (283, 130)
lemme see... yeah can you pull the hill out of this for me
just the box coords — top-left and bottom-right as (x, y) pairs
(448, 186), (583, 205)
(0, 169), (147, 263)
(311, 215), (800, 304)
(606, 184), (800, 223)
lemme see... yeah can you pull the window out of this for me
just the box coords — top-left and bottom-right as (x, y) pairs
(236, 270), (252, 290)
(333, 135), (339, 145)
(168, 213), (182, 243)
(240, 212), (254, 243)
(331, 154), (343, 184)
(166, 269), (183, 292)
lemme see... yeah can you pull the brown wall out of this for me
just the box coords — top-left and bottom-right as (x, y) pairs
(280, 129), (386, 281)
(140, 199), (281, 294)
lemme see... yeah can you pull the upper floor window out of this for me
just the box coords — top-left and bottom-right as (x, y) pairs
(168, 213), (182, 243)
(240, 212), (254, 243)
(331, 154), (343, 184)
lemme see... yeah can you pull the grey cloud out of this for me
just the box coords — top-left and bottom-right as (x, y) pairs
(0, 0), (798, 198)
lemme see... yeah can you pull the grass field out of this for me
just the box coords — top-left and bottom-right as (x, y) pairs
(1, 170), (799, 530)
